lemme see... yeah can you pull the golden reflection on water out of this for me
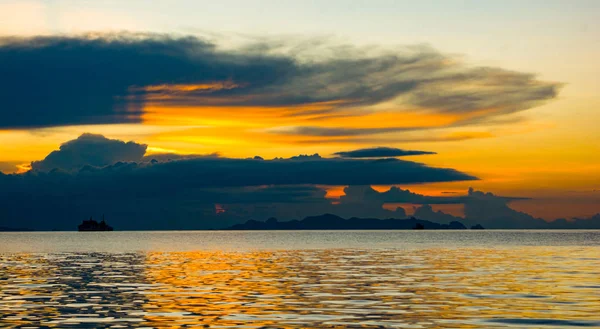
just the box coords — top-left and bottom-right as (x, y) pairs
(1, 248), (599, 328)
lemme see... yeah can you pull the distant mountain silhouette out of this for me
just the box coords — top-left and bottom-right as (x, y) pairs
(225, 214), (471, 230)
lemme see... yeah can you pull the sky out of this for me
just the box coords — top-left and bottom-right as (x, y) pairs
(0, 0), (599, 229)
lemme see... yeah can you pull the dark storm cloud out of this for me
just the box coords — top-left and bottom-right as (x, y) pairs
(0, 172), (331, 230)
(222, 186), (600, 229)
(209, 185), (328, 204)
(0, 34), (561, 129)
(26, 134), (476, 184)
(0, 34), (295, 128)
(334, 147), (436, 158)
(31, 133), (147, 172)
(339, 185), (466, 205)
(9, 133), (599, 230)
(374, 187), (598, 229)
(4, 134), (595, 230)
(411, 187), (551, 229)
(459, 187), (545, 228)
(62, 152), (476, 188)
(333, 186), (588, 230)
(0, 133), (477, 230)
(48, 150), (475, 187)
(142, 152), (219, 163)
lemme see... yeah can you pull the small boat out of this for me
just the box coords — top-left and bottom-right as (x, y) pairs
(413, 222), (425, 230)
(78, 216), (113, 231)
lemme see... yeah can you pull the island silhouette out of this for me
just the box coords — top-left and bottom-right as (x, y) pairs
(225, 213), (482, 230)
(78, 216), (114, 231)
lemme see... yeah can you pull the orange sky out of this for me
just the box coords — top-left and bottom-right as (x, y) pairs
(1, 1), (599, 220)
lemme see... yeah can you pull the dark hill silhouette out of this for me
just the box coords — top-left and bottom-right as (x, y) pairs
(225, 214), (470, 230)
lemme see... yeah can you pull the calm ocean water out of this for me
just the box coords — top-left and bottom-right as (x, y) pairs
(1, 230), (599, 328)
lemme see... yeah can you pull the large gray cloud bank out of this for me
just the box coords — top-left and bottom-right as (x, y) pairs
(0, 133), (476, 229)
(0, 33), (561, 129)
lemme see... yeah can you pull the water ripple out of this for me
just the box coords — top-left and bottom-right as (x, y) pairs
(1, 247), (599, 328)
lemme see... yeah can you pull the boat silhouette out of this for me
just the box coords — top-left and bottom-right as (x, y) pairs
(78, 216), (113, 231)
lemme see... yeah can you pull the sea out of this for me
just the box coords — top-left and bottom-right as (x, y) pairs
(0, 230), (599, 328)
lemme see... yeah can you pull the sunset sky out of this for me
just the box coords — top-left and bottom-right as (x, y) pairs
(0, 0), (599, 228)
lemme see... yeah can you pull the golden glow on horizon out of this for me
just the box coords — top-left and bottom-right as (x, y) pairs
(0, 82), (599, 220)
